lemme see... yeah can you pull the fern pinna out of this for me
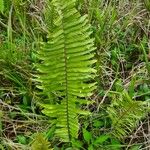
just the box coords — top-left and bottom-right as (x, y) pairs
(35, 0), (96, 142)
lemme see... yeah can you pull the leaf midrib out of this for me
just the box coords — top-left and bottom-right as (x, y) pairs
(61, 5), (71, 141)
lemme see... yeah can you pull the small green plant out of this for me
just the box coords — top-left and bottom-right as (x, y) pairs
(31, 133), (52, 150)
(107, 80), (149, 139)
(71, 119), (122, 150)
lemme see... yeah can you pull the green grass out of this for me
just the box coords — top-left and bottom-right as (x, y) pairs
(0, 0), (150, 149)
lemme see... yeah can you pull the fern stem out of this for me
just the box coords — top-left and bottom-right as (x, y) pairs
(61, 7), (71, 141)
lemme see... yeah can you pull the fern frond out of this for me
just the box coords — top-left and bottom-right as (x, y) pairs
(31, 133), (52, 150)
(35, 0), (96, 142)
(107, 90), (149, 139)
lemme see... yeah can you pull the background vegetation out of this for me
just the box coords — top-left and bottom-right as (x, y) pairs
(0, 0), (150, 149)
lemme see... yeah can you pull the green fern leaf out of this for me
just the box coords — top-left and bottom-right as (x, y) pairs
(31, 133), (52, 150)
(35, 0), (97, 142)
(107, 90), (149, 139)
(0, 0), (4, 13)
